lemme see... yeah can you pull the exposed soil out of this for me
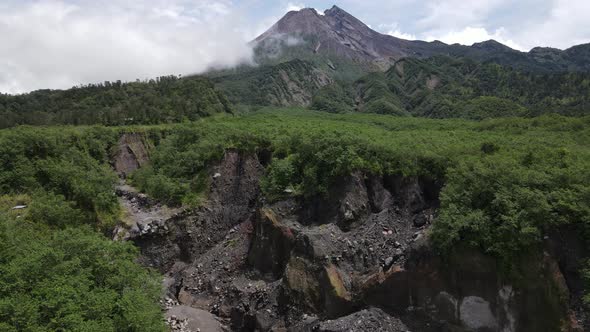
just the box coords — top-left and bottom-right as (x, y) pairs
(112, 138), (581, 332)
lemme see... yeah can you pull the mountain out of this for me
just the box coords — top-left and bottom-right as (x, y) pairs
(212, 59), (332, 107)
(253, 5), (590, 73)
(347, 56), (590, 118)
(210, 5), (590, 117)
(254, 6), (444, 67)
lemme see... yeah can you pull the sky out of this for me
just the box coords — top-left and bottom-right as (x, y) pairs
(1, 0), (589, 94)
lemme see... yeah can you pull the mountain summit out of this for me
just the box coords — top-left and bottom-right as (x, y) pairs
(253, 5), (590, 72)
(254, 5), (440, 65)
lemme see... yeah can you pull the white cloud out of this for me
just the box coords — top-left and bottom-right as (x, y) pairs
(374, 0), (589, 51)
(418, 0), (510, 30)
(0, 0), (254, 94)
(379, 23), (417, 40)
(425, 27), (525, 51)
(407, 0), (590, 51)
(285, 2), (305, 12)
(284, 2), (324, 16)
(2, 0), (590, 94)
(514, 0), (590, 49)
(388, 30), (417, 40)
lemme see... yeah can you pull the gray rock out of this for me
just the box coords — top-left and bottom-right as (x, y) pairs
(459, 296), (498, 331)
(166, 305), (224, 332)
(413, 214), (428, 227)
(317, 307), (409, 331)
(384, 257), (394, 268)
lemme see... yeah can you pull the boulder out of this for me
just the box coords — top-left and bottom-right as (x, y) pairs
(112, 133), (149, 178)
(166, 306), (224, 332)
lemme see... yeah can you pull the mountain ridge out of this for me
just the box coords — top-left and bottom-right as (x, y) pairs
(253, 5), (590, 73)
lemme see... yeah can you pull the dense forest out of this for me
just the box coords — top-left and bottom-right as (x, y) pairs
(0, 127), (165, 331)
(212, 59), (332, 107)
(0, 40), (589, 331)
(1, 55), (589, 129)
(2, 2), (590, 329)
(0, 76), (232, 129)
(211, 55), (590, 118)
(1, 108), (589, 330)
(127, 109), (590, 269)
(312, 56), (590, 117)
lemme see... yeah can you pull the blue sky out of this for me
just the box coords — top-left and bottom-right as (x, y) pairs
(1, 0), (589, 93)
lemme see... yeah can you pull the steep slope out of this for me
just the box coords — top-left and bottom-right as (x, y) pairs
(120, 111), (590, 331)
(350, 56), (590, 118)
(253, 6), (448, 70)
(211, 5), (590, 114)
(253, 5), (590, 74)
(214, 55), (590, 117)
(213, 59), (333, 107)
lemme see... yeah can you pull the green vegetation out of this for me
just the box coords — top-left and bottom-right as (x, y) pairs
(1, 107), (589, 327)
(455, 96), (527, 120)
(0, 216), (165, 332)
(214, 55), (590, 119)
(354, 72), (406, 116)
(213, 59), (330, 107)
(310, 82), (355, 113)
(352, 56), (590, 118)
(128, 109), (590, 274)
(0, 127), (165, 331)
(0, 127), (121, 229)
(0, 76), (232, 129)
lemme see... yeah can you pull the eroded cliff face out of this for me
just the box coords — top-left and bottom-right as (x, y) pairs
(116, 145), (580, 332)
(112, 133), (150, 178)
(132, 149), (264, 271)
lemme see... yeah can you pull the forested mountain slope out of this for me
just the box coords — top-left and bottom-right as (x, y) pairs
(0, 75), (231, 128)
(210, 5), (590, 117)
(215, 55), (590, 118)
(345, 56), (590, 118)
(212, 59), (333, 107)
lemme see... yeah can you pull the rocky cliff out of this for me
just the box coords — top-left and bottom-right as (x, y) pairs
(115, 145), (583, 331)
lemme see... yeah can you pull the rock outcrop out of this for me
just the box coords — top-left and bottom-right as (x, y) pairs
(119, 147), (578, 332)
(132, 149), (264, 271)
(112, 133), (150, 178)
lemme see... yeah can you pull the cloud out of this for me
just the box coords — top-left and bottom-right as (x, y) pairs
(380, 23), (417, 40)
(2, 0), (590, 94)
(414, 0), (526, 50)
(285, 2), (305, 12)
(0, 0), (254, 94)
(284, 2), (325, 15)
(417, 0), (509, 30)
(513, 0), (590, 49)
(371, 0), (589, 51)
(425, 27), (525, 51)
